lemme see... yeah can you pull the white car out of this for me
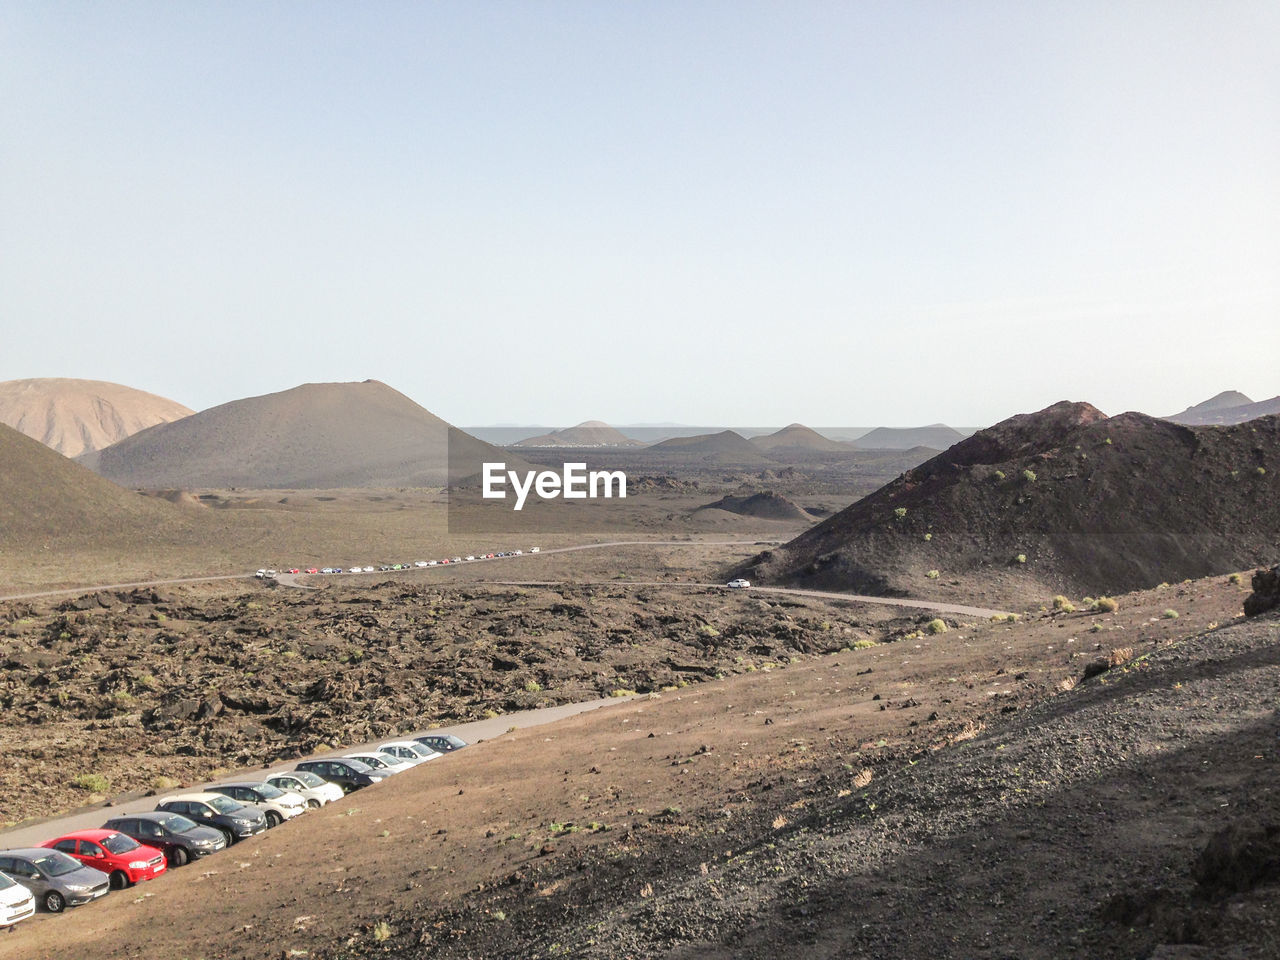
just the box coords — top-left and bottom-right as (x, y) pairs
(345, 752), (415, 776)
(726, 579), (751, 589)
(530, 546), (540, 553)
(362, 566), (375, 573)
(378, 741), (442, 765)
(427, 560), (439, 566)
(414, 561), (429, 568)
(451, 557), (462, 563)
(513, 550), (523, 556)
(264, 771), (344, 808)
(0, 871), (35, 928)
(208, 782), (307, 826)
(254, 569), (267, 579)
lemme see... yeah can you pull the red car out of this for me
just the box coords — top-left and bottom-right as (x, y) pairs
(40, 830), (167, 889)
(304, 567), (319, 574)
(287, 568), (301, 574)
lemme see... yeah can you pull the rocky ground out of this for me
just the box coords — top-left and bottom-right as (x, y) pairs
(1, 570), (1267, 960)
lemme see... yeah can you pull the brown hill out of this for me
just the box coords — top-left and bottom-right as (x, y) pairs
(81, 380), (512, 489)
(645, 430), (771, 463)
(1167, 391), (1280, 426)
(0, 378), (193, 458)
(697, 491), (815, 521)
(513, 420), (643, 448)
(850, 423), (967, 450)
(749, 423), (847, 454)
(0, 422), (182, 548)
(745, 401), (1280, 596)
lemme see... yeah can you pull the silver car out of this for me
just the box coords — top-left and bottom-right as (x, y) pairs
(265, 770), (344, 808)
(0, 849), (109, 913)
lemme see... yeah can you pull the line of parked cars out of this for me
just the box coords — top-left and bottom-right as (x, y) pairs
(0, 734), (467, 925)
(254, 549), (539, 580)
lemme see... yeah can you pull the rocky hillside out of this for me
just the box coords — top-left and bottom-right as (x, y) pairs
(745, 401), (1280, 596)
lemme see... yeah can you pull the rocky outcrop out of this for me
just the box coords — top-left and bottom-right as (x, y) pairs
(1243, 565), (1280, 617)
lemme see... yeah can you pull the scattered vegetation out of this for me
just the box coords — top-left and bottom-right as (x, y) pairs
(925, 618), (948, 635)
(1014, 554), (1027, 564)
(1162, 609), (1179, 619)
(926, 570), (940, 579)
(893, 507), (908, 519)
(1052, 595), (1076, 613)
(1022, 469), (1037, 482)
(923, 532), (932, 541)
(71, 773), (110, 794)
(523, 680), (542, 693)
(1092, 596), (1119, 613)
(1228, 573), (1242, 585)
(371, 921), (393, 943)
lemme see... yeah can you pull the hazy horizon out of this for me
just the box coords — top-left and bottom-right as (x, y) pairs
(3, 2), (1276, 427)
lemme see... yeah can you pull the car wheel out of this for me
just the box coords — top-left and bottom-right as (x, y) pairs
(44, 890), (66, 913)
(218, 827), (235, 845)
(109, 870), (130, 890)
(307, 798), (321, 809)
(266, 811), (282, 828)
(170, 846), (189, 867)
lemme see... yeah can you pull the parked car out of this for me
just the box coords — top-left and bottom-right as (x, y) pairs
(101, 811), (225, 867)
(254, 569), (267, 578)
(295, 758), (383, 793)
(287, 568), (301, 574)
(208, 782), (307, 826)
(344, 752), (414, 775)
(362, 566), (374, 573)
(305, 567), (319, 574)
(265, 770), (344, 808)
(154, 793), (267, 844)
(726, 578), (751, 589)
(378, 741), (442, 765)
(450, 557), (462, 563)
(414, 733), (468, 753)
(530, 546), (540, 553)
(0, 849), (109, 913)
(0, 870), (36, 927)
(39, 830), (166, 889)
(414, 560), (429, 567)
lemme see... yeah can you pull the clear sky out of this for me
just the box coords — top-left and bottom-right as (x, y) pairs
(2, 1), (1276, 427)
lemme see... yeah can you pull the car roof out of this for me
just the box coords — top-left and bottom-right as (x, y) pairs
(159, 792), (226, 803)
(41, 829), (118, 844)
(211, 781), (270, 790)
(0, 848), (58, 859)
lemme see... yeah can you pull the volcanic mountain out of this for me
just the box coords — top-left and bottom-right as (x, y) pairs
(0, 422), (182, 548)
(850, 423), (967, 450)
(696, 491), (815, 522)
(749, 423), (847, 455)
(1166, 391), (1280, 426)
(0, 378), (193, 458)
(645, 430), (771, 463)
(81, 380), (514, 489)
(513, 421), (643, 448)
(744, 401), (1280, 597)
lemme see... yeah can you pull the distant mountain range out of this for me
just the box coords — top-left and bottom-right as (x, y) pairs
(513, 421), (642, 448)
(1165, 391), (1280, 426)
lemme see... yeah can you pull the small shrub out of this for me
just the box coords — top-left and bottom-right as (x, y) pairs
(1015, 554), (1027, 564)
(1256, 467), (1267, 476)
(993, 470), (1006, 481)
(1104, 437), (1113, 445)
(1092, 596), (1119, 613)
(1022, 469), (1037, 482)
(151, 775), (180, 791)
(1162, 609), (1179, 619)
(925, 618), (948, 635)
(371, 921), (393, 943)
(893, 507), (907, 519)
(849, 639), (877, 649)
(698, 623), (720, 637)
(1108, 647), (1134, 667)
(926, 570), (940, 579)
(523, 680), (542, 693)
(1228, 573), (1242, 585)
(923, 532), (932, 541)
(72, 773), (110, 794)
(1052, 595), (1072, 610)
(610, 688), (637, 698)
(1081, 597), (1095, 607)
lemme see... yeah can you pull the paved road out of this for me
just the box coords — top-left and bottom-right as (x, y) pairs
(0, 695), (637, 850)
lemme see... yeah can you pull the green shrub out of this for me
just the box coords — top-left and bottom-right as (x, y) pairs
(1014, 554), (1027, 564)
(1103, 438), (1112, 445)
(610, 688), (637, 698)
(523, 680), (542, 693)
(925, 618), (948, 635)
(1162, 609), (1179, 619)
(1052, 595), (1075, 613)
(993, 470), (1006, 481)
(923, 532), (932, 541)
(1228, 573), (1242, 585)
(151, 775), (180, 791)
(1092, 596), (1119, 613)
(1022, 469), (1037, 482)
(72, 773), (110, 794)
(1257, 467), (1267, 476)
(849, 639), (877, 649)
(893, 507), (907, 519)
(926, 570), (940, 579)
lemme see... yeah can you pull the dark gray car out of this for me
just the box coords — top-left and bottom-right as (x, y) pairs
(102, 812), (226, 866)
(0, 848), (110, 913)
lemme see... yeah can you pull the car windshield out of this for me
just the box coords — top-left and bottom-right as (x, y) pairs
(343, 758), (374, 773)
(34, 852), (82, 877)
(0, 873), (15, 890)
(293, 771), (325, 787)
(357, 755), (388, 768)
(206, 795), (244, 814)
(159, 813), (198, 833)
(102, 833), (139, 855)
(408, 744), (436, 757)
(254, 783), (285, 800)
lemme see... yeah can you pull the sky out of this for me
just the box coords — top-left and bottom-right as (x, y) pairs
(2, 1), (1277, 428)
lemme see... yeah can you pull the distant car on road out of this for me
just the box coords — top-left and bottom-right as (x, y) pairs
(265, 770), (344, 808)
(726, 579), (751, 589)
(345, 752), (414, 776)
(414, 733), (468, 753)
(0, 849), (109, 913)
(295, 758), (384, 793)
(40, 830), (166, 890)
(0, 869), (36, 927)
(378, 741), (442, 765)
(530, 547), (540, 553)
(208, 782), (307, 827)
(100, 812), (225, 867)
(304, 567), (319, 574)
(254, 569), (267, 578)
(154, 793), (267, 845)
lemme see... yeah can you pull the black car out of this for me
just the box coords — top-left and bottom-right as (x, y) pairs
(295, 758), (383, 793)
(101, 812), (226, 867)
(414, 734), (468, 753)
(154, 794), (267, 844)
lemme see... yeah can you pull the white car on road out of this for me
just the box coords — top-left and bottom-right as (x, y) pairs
(264, 771), (344, 808)
(378, 741), (442, 766)
(726, 579), (751, 589)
